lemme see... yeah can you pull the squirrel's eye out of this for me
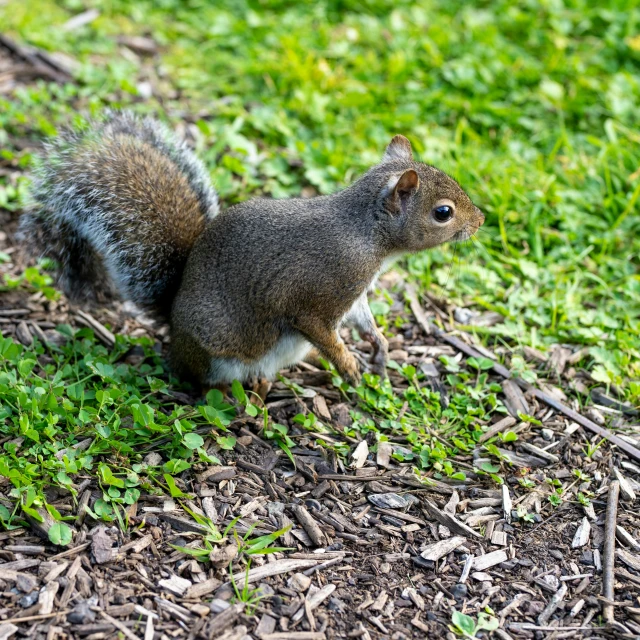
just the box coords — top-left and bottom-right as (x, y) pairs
(433, 205), (454, 223)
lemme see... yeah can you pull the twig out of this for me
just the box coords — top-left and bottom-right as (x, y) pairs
(98, 610), (141, 640)
(405, 286), (640, 463)
(225, 558), (327, 589)
(405, 283), (431, 335)
(6, 611), (70, 623)
(603, 479), (620, 624)
(303, 556), (346, 576)
(0, 34), (71, 82)
(290, 504), (327, 547)
(75, 309), (116, 347)
(537, 583), (567, 626)
(508, 624), (594, 632)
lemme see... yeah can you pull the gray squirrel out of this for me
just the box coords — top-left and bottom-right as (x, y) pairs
(20, 111), (484, 388)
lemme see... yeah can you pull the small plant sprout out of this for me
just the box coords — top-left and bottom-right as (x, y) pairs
(230, 560), (266, 615)
(450, 609), (499, 639)
(582, 438), (605, 460)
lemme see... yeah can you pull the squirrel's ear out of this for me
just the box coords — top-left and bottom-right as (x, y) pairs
(385, 169), (420, 215)
(383, 135), (413, 163)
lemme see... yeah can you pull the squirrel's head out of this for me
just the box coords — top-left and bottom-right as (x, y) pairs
(374, 135), (484, 251)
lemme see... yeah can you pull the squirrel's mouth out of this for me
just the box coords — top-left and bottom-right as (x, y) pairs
(453, 228), (475, 242)
(453, 219), (483, 242)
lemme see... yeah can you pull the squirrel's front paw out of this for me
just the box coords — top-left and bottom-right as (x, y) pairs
(368, 333), (388, 379)
(370, 359), (387, 379)
(341, 357), (362, 388)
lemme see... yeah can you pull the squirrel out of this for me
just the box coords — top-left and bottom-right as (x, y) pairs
(19, 111), (484, 388)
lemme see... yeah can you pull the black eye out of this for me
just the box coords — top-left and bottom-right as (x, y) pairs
(433, 205), (453, 223)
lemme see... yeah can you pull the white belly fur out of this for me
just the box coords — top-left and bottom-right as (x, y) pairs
(207, 333), (312, 384)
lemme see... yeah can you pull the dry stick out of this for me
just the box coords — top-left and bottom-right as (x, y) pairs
(405, 287), (640, 464)
(6, 611), (70, 624)
(603, 479), (620, 624)
(0, 34), (70, 82)
(98, 610), (142, 640)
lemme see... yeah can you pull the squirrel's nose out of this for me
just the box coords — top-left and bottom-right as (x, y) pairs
(474, 206), (485, 225)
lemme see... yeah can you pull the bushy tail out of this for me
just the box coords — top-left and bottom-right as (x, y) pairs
(19, 111), (219, 317)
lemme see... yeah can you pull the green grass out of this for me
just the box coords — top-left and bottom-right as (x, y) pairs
(0, 0), (639, 537)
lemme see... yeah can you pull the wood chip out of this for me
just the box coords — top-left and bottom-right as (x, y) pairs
(261, 633), (326, 640)
(616, 525), (640, 551)
(291, 505), (327, 547)
(420, 536), (466, 561)
(616, 548), (640, 571)
(372, 506), (425, 525)
(197, 466), (237, 483)
(158, 574), (192, 596)
(537, 583), (567, 626)
(15, 321), (32, 346)
(92, 527), (116, 564)
(491, 531), (508, 546)
(471, 571), (493, 582)
(188, 603), (210, 618)
(4, 544), (44, 555)
(571, 517), (591, 548)
(203, 602), (245, 638)
(154, 597), (193, 623)
(423, 500), (482, 539)
(43, 561), (68, 583)
(368, 493), (407, 509)
(38, 581), (59, 615)
(0, 624), (17, 640)
(351, 440), (369, 469)
(292, 584), (336, 622)
(473, 550), (508, 571)
(459, 555), (474, 583)
(49, 542), (91, 561)
(184, 577), (222, 599)
(405, 587), (425, 610)
(411, 614), (430, 633)
(62, 8), (100, 31)
(0, 559), (39, 571)
(227, 558), (327, 589)
(97, 610), (141, 640)
(613, 467), (636, 501)
(76, 490), (91, 527)
(119, 534), (152, 554)
(405, 283), (431, 335)
(502, 485), (513, 524)
(209, 543), (238, 569)
(518, 442), (560, 464)
(502, 379), (530, 417)
(144, 615), (153, 640)
(479, 416), (517, 444)
(255, 614), (277, 637)
(384, 552), (410, 563)
(376, 441), (392, 468)
(370, 591), (388, 612)
(157, 513), (209, 534)
(288, 572), (312, 592)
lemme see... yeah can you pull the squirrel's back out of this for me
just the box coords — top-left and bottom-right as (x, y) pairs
(20, 111), (218, 315)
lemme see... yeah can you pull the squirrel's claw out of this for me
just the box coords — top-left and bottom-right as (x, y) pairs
(362, 331), (388, 380)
